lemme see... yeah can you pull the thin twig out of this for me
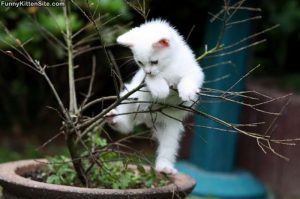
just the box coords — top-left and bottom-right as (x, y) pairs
(81, 55), (96, 107)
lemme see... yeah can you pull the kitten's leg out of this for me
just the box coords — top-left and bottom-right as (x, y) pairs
(178, 70), (204, 101)
(105, 104), (135, 134)
(145, 76), (170, 99)
(106, 69), (145, 134)
(177, 77), (200, 101)
(154, 121), (183, 174)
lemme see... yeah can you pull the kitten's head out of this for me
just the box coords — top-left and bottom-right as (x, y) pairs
(117, 20), (175, 76)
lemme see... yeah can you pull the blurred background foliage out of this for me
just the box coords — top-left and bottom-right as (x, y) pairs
(253, 0), (300, 91)
(0, 0), (132, 131)
(0, 0), (131, 57)
(0, 0), (299, 162)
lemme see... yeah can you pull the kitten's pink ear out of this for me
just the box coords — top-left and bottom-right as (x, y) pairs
(116, 33), (134, 47)
(152, 38), (170, 48)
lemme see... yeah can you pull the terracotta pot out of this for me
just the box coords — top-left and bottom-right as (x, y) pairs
(0, 159), (196, 199)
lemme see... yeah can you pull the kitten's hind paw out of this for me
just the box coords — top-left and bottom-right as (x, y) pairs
(155, 161), (178, 174)
(104, 109), (118, 125)
(156, 165), (178, 174)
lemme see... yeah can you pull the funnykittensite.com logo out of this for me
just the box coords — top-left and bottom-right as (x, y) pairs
(0, 0), (65, 7)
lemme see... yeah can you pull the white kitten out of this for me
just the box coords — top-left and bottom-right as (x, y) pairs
(106, 19), (204, 174)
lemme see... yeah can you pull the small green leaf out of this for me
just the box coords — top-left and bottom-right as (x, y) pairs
(137, 164), (145, 174)
(47, 175), (60, 184)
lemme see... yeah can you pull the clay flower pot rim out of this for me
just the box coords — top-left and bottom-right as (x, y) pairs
(0, 159), (196, 199)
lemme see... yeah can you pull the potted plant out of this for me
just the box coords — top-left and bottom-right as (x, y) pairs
(0, 1), (298, 199)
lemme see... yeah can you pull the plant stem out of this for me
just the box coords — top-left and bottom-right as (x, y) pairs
(42, 70), (69, 118)
(64, 0), (78, 114)
(66, 132), (89, 187)
(63, 0), (87, 187)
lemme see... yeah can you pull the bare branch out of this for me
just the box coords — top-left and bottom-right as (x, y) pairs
(81, 56), (96, 108)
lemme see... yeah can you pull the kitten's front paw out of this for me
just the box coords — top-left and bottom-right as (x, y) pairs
(105, 109), (118, 125)
(151, 87), (170, 99)
(155, 160), (178, 174)
(146, 77), (170, 99)
(178, 87), (200, 101)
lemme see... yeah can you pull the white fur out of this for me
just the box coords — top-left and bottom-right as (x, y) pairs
(107, 19), (204, 174)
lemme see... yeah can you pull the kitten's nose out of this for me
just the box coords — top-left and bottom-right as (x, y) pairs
(144, 69), (152, 75)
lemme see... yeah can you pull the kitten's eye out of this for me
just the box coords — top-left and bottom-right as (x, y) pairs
(150, 60), (158, 65)
(137, 60), (144, 66)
